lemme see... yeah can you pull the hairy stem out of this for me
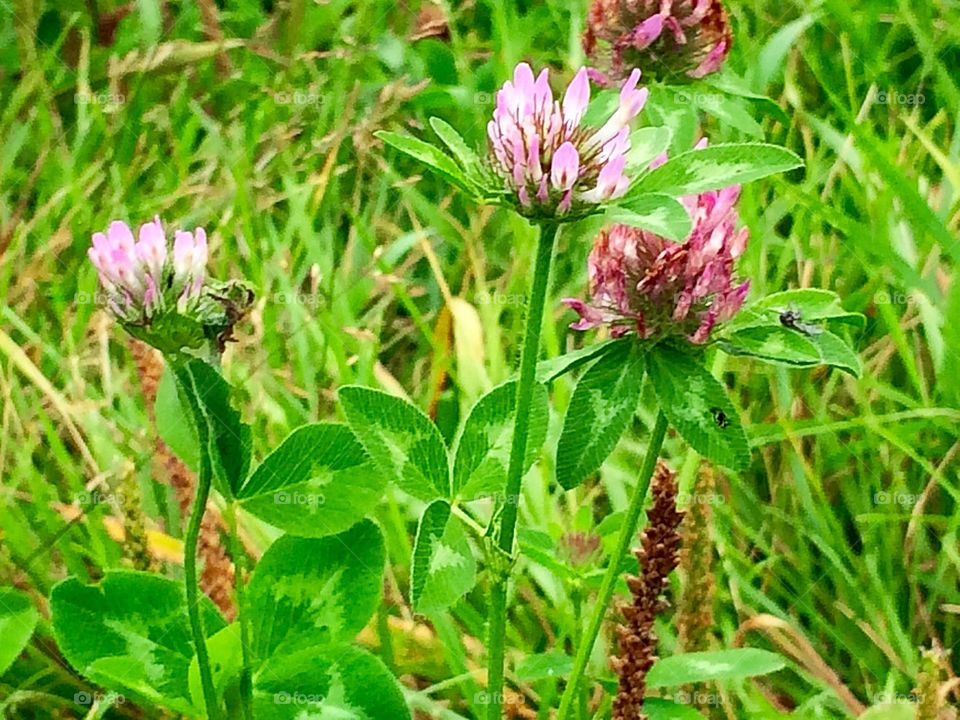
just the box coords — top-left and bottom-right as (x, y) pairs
(486, 222), (559, 720)
(556, 410), (670, 720)
(171, 362), (222, 720)
(571, 587), (588, 720)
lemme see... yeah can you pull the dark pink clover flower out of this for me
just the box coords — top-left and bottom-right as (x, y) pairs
(563, 181), (749, 345)
(486, 62), (648, 218)
(584, 0), (733, 82)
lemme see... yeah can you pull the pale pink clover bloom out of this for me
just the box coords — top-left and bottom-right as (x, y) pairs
(487, 63), (648, 216)
(88, 217), (208, 322)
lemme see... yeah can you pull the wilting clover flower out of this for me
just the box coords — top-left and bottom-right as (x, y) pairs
(563, 179), (749, 344)
(88, 218), (253, 353)
(486, 63), (648, 218)
(583, 0), (732, 82)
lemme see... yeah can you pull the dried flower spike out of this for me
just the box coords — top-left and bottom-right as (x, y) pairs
(88, 217), (253, 354)
(584, 0), (733, 82)
(676, 465), (718, 654)
(486, 62), (648, 218)
(563, 146), (749, 344)
(611, 460), (684, 720)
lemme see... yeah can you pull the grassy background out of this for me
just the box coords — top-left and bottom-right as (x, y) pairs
(1, 0), (958, 717)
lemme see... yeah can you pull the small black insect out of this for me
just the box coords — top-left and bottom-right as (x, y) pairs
(779, 307), (823, 336)
(709, 406), (730, 428)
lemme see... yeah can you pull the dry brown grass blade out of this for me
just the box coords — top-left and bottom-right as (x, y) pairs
(735, 614), (866, 716)
(0, 328), (98, 475)
(426, 303), (453, 419)
(107, 39), (245, 79)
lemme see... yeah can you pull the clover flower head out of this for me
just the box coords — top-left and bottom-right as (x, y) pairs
(584, 0), (732, 82)
(486, 62), (648, 218)
(564, 148), (749, 344)
(88, 217), (251, 353)
(88, 218), (208, 322)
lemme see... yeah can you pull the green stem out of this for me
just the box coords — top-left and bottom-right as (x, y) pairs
(377, 602), (396, 673)
(556, 410), (670, 720)
(226, 502), (254, 720)
(171, 362), (222, 720)
(571, 587), (587, 720)
(486, 222), (559, 720)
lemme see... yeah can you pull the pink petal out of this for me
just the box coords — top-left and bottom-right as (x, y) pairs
(618, 70), (648, 121)
(536, 175), (549, 204)
(689, 308), (718, 344)
(107, 221), (135, 254)
(143, 275), (158, 309)
(717, 281), (750, 321)
(595, 155), (628, 200)
(87, 246), (107, 279)
(629, 15), (664, 49)
(173, 230), (196, 279)
(585, 67), (612, 87)
(686, 0), (711, 25)
(533, 68), (552, 113)
(562, 68), (591, 127)
(527, 133), (543, 182)
(512, 137), (527, 185)
(664, 16), (686, 44)
(729, 227), (749, 258)
(551, 142), (580, 191)
(612, 174), (630, 198)
(689, 41), (729, 79)
(590, 70), (647, 146)
(562, 298), (604, 330)
(518, 185), (532, 207)
(513, 63), (536, 111)
(192, 227), (208, 275)
(135, 217), (167, 281)
(597, 126), (628, 164)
